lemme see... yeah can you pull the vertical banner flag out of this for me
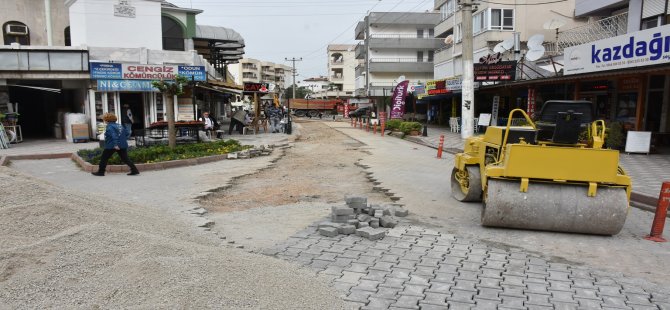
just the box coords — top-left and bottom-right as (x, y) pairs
(491, 96), (500, 126)
(527, 88), (536, 118)
(390, 80), (409, 119)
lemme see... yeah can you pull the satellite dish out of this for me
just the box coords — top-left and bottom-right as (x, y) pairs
(526, 45), (546, 61)
(501, 37), (514, 50)
(527, 34), (545, 48)
(444, 35), (454, 44)
(543, 18), (566, 30)
(493, 43), (506, 53)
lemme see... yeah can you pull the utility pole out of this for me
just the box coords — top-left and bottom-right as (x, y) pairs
(285, 57), (302, 134)
(461, 0), (475, 139)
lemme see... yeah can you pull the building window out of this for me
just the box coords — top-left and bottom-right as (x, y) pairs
(417, 29), (424, 38)
(161, 16), (184, 51)
(490, 8), (514, 30)
(446, 0), (456, 16)
(641, 16), (662, 29)
(417, 51), (424, 62)
(64, 26), (71, 46)
(3, 21), (30, 45)
(429, 28), (434, 38)
(473, 10), (487, 34)
(428, 51), (434, 62)
(455, 23), (462, 43)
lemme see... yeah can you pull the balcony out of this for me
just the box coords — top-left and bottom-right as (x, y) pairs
(355, 42), (365, 59)
(557, 12), (627, 51)
(369, 34), (442, 50)
(435, 15), (456, 38)
(330, 74), (343, 81)
(355, 64), (366, 77)
(369, 58), (434, 73)
(242, 66), (258, 71)
(0, 48), (89, 72)
(434, 44), (454, 63)
(330, 60), (344, 67)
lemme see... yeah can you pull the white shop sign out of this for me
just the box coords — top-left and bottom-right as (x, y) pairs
(625, 131), (652, 154)
(564, 24), (670, 75)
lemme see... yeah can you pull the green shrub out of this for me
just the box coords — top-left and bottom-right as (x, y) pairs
(77, 139), (250, 165)
(385, 119), (403, 131)
(605, 121), (625, 149)
(398, 121), (423, 134)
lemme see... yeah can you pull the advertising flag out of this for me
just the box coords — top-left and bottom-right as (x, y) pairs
(390, 80), (409, 119)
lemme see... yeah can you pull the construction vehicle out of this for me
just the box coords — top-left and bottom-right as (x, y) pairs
(450, 100), (631, 235)
(288, 99), (343, 117)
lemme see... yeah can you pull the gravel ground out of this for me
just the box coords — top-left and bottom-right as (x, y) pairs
(0, 167), (353, 309)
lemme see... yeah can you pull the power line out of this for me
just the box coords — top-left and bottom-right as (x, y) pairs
(476, 0), (567, 5)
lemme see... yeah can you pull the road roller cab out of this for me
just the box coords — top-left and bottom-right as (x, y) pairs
(451, 100), (632, 235)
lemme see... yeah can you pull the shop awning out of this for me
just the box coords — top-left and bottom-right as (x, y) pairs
(196, 84), (242, 95)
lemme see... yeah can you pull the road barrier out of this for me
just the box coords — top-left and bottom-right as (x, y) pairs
(373, 123), (377, 135)
(381, 123), (385, 137)
(645, 181), (670, 242)
(437, 134), (445, 158)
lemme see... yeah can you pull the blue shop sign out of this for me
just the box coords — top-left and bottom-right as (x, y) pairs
(90, 63), (122, 79)
(97, 79), (158, 92)
(178, 65), (206, 81)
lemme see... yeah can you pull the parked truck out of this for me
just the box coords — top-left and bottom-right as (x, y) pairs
(288, 99), (343, 117)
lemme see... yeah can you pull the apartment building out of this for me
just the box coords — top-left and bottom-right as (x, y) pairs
(231, 58), (291, 92)
(326, 44), (357, 98)
(354, 12), (442, 99)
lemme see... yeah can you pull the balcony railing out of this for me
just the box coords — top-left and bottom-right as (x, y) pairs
(370, 58), (433, 63)
(242, 66), (258, 70)
(557, 12), (628, 51)
(330, 75), (343, 81)
(370, 34), (435, 39)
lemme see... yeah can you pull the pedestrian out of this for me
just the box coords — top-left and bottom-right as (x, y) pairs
(199, 111), (215, 138)
(92, 113), (139, 176)
(229, 108), (246, 135)
(268, 104), (282, 133)
(121, 103), (133, 139)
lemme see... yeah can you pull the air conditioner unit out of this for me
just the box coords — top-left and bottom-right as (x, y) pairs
(5, 24), (28, 36)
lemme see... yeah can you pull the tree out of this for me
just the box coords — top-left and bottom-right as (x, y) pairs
(283, 84), (310, 100)
(151, 75), (189, 148)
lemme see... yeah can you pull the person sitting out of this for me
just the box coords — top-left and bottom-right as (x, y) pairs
(199, 111), (215, 138)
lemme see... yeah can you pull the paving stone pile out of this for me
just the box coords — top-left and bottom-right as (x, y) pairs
(318, 195), (409, 240)
(227, 145), (274, 159)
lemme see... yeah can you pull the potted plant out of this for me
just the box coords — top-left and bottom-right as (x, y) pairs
(400, 121), (423, 136)
(605, 121), (625, 150)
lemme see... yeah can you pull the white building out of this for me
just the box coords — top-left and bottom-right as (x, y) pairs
(323, 44), (357, 98)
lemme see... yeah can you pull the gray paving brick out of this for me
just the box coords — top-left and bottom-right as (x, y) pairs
(409, 247), (430, 256)
(601, 295), (629, 308)
(331, 257), (354, 267)
(548, 263), (571, 272)
(595, 277), (619, 286)
(337, 271), (367, 283)
(432, 245), (451, 252)
(372, 286), (401, 300)
(346, 262), (370, 273)
(460, 261), (483, 271)
(502, 275), (526, 287)
(433, 272), (457, 283)
(553, 302), (579, 310)
(488, 252), (508, 261)
(372, 243), (392, 250)
(572, 278), (596, 289)
(626, 292), (653, 306)
(550, 290), (577, 303)
(424, 251), (446, 260)
(574, 288), (600, 300)
(526, 292), (552, 307)
(528, 257), (548, 266)
(549, 280), (574, 292)
(476, 288), (502, 301)
(447, 301), (474, 310)
(426, 281), (453, 294)
(448, 249), (469, 258)
(500, 296), (526, 309)
(570, 268), (592, 279)
(381, 254), (401, 263)
(380, 277), (406, 289)
(392, 295), (421, 309)
(500, 285), (526, 299)
(483, 260), (506, 269)
(400, 284), (427, 297)
(403, 253), (424, 261)
(548, 271), (571, 282)
(362, 249), (386, 257)
(316, 252), (338, 262)
(320, 265), (345, 276)
(418, 258), (441, 267)
(575, 297), (603, 309)
(628, 305), (658, 310)
(407, 275), (431, 287)
(454, 279), (478, 291)
(302, 245), (328, 255)
(393, 242), (415, 250)
(456, 270), (480, 281)
(388, 247), (408, 256)
(364, 297), (395, 310)
(437, 264), (459, 274)
(524, 283), (550, 295)
(396, 259), (419, 270)
(354, 279), (382, 292)
(357, 255), (379, 265)
(325, 244), (350, 254)
(332, 281), (355, 293)
(503, 265), (526, 277)
(447, 289), (476, 304)
(478, 277), (501, 289)
(350, 244), (371, 252)
(345, 289), (373, 303)
(363, 270), (390, 281)
(422, 292), (449, 306)
(389, 268), (413, 280)
(473, 298), (500, 310)
(370, 261), (395, 272)
(442, 256), (463, 266)
(417, 304), (448, 310)
(416, 240), (434, 247)
(315, 240), (336, 248)
(598, 285), (623, 296)
(527, 265), (548, 275)
(526, 305), (553, 310)
(480, 267), (503, 279)
(310, 259), (332, 269)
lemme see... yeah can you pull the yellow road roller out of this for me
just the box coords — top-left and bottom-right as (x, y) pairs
(451, 100), (631, 235)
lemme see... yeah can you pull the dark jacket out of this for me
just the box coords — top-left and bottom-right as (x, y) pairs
(104, 122), (129, 149)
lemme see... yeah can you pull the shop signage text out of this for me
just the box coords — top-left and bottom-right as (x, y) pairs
(479, 53), (504, 65)
(390, 80), (409, 119)
(565, 24), (670, 75)
(97, 79), (158, 92)
(243, 82), (269, 93)
(425, 76), (462, 96)
(474, 61), (516, 81)
(90, 63), (206, 81)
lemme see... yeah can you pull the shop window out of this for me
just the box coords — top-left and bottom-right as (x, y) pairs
(3, 21), (30, 45)
(64, 26), (71, 46)
(161, 16), (184, 51)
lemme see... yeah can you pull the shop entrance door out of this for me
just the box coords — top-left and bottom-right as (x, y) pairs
(119, 93), (144, 132)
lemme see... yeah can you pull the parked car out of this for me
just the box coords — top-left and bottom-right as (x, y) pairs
(348, 107), (371, 118)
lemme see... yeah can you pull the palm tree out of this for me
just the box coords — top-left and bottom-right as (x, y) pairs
(151, 75), (189, 148)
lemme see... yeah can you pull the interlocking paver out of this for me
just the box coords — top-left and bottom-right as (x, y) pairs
(268, 217), (664, 310)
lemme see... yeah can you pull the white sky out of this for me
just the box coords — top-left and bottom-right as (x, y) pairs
(168, 0), (435, 82)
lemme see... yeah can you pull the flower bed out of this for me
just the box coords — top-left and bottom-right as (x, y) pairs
(77, 139), (250, 165)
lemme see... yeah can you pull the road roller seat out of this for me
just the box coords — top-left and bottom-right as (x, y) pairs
(535, 100), (594, 143)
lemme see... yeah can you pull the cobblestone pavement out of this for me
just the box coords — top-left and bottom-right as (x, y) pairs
(406, 125), (670, 200)
(266, 224), (669, 310)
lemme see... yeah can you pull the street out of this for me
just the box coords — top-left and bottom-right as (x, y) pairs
(1, 120), (669, 309)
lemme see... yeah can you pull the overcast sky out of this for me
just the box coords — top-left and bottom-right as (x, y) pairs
(169, 0), (435, 82)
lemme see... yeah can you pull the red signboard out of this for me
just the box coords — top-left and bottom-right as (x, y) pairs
(243, 82), (269, 93)
(474, 61), (517, 81)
